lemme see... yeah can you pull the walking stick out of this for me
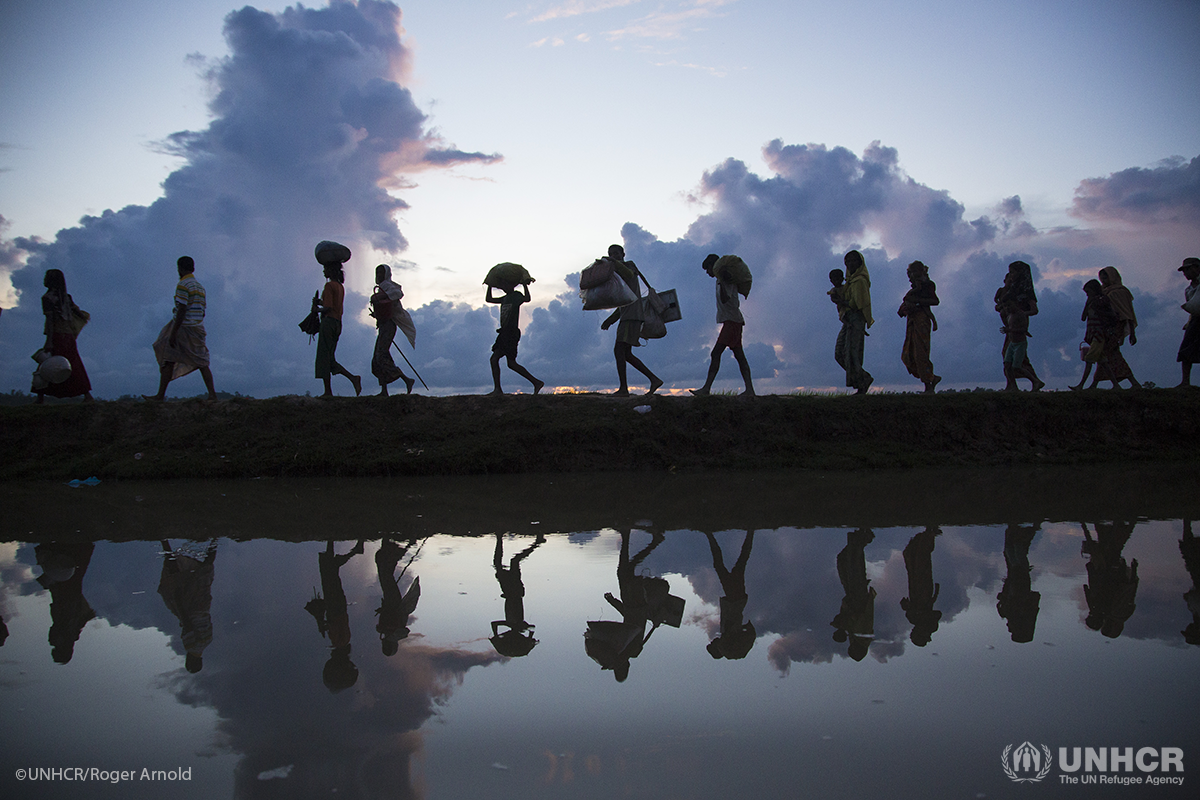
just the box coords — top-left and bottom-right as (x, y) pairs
(391, 340), (429, 390)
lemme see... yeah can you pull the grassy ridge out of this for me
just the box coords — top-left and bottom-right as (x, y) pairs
(1, 389), (1197, 480)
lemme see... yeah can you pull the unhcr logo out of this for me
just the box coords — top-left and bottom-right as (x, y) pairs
(1002, 742), (1053, 783)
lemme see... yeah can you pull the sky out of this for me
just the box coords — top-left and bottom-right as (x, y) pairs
(0, 0), (1197, 397)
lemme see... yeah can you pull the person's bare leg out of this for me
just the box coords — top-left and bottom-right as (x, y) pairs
(490, 352), (504, 395)
(614, 342), (630, 396)
(506, 357), (542, 393)
(733, 346), (755, 396)
(626, 352), (662, 394)
(200, 366), (217, 401)
(692, 345), (723, 396)
(144, 362), (173, 401)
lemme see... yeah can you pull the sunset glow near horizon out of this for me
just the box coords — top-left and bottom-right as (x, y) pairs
(1, 0), (1198, 397)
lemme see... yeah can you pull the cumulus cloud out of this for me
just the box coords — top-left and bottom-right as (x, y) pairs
(1071, 156), (1200, 225)
(0, 1), (498, 398)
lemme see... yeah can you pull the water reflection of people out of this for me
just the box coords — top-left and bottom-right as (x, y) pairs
(490, 533), (544, 657)
(997, 523), (1040, 643)
(376, 538), (422, 656)
(831, 529), (875, 661)
(158, 538), (219, 673)
(900, 527), (942, 647)
(35, 542), (96, 664)
(704, 530), (756, 660)
(305, 540), (365, 692)
(1081, 522), (1139, 638)
(585, 530), (682, 681)
(1180, 519), (1200, 646)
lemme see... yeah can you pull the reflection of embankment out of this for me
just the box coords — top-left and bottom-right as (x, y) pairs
(5, 463), (1195, 545)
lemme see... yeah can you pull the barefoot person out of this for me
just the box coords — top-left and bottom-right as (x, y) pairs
(35, 269), (93, 403)
(487, 280), (544, 395)
(599, 244), (663, 396)
(314, 252), (362, 398)
(1069, 279), (1120, 391)
(837, 250), (874, 394)
(898, 260), (941, 393)
(370, 264), (416, 396)
(995, 261), (1045, 392)
(691, 254), (754, 396)
(146, 257), (216, 402)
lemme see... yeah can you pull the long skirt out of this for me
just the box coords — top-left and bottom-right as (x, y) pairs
(901, 312), (935, 383)
(38, 331), (91, 398)
(371, 319), (405, 385)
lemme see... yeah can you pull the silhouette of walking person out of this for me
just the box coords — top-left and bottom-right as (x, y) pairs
(599, 244), (663, 396)
(831, 528), (875, 660)
(898, 260), (940, 393)
(35, 269), (93, 403)
(585, 529), (680, 681)
(703, 530), (756, 660)
(34, 542), (96, 664)
(487, 282), (544, 395)
(691, 254), (754, 397)
(375, 538), (421, 656)
(489, 533), (545, 657)
(1176, 257), (1200, 387)
(313, 242), (362, 397)
(158, 538), (219, 673)
(146, 256), (217, 402)
(305, 540), (365, 692)
(369, 264), (417, 396)
(900, 526), (942, 646)
(836, 250), (873, 394)
(997, 523), (1041, 643)
(995, 261), (1045, 391)
(1081, 521), (1139, 639)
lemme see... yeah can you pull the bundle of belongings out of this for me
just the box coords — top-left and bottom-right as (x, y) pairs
(314, 240), (352, 265)
(484, 262), (535, 289)
(713, 255), (752, 297)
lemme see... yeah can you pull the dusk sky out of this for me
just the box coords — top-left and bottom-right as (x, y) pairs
(1, 0), (1197, 397)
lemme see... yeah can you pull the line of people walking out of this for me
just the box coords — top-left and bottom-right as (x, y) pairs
(22, 243), (1200, 401)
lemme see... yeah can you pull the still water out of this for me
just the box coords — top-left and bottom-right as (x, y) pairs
(0, 468), (1196, 800)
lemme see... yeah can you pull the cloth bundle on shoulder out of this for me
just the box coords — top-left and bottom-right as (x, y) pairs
(579, 259), (614, 290)
(484, 262), (535, 289)
(314, 240), (352, 265)
(714, 255), (752, 297)
(580, 271), (638, 310)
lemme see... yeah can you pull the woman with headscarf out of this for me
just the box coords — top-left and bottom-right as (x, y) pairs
(1094, 266), (1141, 388)
(994, 261), (1045, 391)
(1069, 279), (1120, 390)
(34, 269), (93, 403)
(369, 264), (416, 395)
(837, 250), (874, 394)
(898, 260), (940, 393)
